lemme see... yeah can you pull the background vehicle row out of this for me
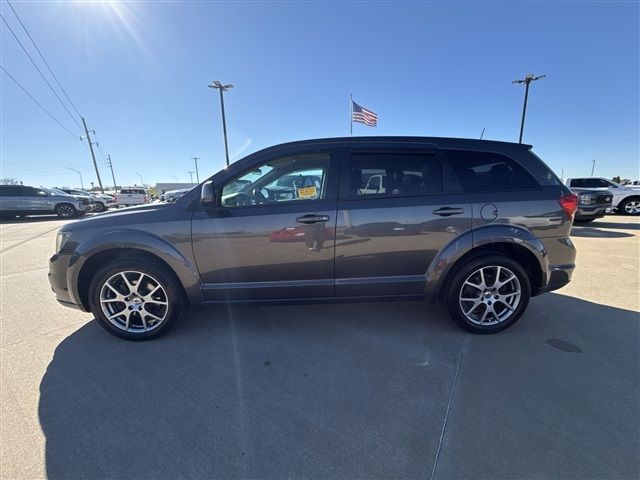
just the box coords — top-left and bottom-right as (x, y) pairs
(0, 185), (92, 219)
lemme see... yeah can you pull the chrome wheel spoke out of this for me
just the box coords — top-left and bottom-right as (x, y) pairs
(464, 280), (483, 291)
(496, 273), (516, 289)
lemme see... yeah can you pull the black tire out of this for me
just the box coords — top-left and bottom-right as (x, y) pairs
(618, 197), (640, 216)
(89, 257), (184, 340)
(55, 203), (77, 218)
(445, 254), (531, 334)
(94, 202), (106, 212)
(574, 218), (596, 223)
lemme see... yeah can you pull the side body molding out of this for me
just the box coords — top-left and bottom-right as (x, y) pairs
(67, 229), (203, 307)
(424, 224), (549, 299)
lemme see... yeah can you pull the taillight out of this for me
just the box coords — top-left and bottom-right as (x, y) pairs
(558, 194), (579, 221)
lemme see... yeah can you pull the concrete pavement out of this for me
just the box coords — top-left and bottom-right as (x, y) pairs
(1, 216), (638, 479)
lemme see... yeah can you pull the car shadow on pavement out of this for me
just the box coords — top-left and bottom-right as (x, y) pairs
(37, 296), (639, 479)
(570, 227), (634, 238)
(589, 220), (640, 230)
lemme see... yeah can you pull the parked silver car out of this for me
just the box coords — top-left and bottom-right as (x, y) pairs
(0, 185), (92, 219)
(60, 189), (114, 212)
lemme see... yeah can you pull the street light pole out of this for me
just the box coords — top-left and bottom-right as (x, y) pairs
(191, 157), (200, 183)
(133, 172), (143, 186)
(513, 74), (545, 143)
(591, 160), (596, 177)
(208, 81), (234, 166)
(66, 167), (84, 189)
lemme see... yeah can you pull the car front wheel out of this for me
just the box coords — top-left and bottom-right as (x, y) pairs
(93, 202), (106, 212)
(446, 255), (531, 334)
(55, 203), (77, 218)
(619, 198), (640, 215)
(89, 258), (184, 340)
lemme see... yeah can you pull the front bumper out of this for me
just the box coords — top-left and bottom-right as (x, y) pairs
(48, 253), (88, 311)
(575, 205), (609, 220)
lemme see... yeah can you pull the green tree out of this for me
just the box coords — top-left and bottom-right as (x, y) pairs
(612, 176), (621, 183)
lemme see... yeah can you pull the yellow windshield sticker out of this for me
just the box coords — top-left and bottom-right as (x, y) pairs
(297, 186), (317, 198)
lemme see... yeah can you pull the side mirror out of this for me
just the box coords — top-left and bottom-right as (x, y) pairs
(201, 181), (215, 206)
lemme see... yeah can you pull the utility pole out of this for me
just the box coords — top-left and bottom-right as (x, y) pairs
(191, 157), (200, 183)
(81, 117), (104, 193)
(188, 171), (195, 185)
(591, 160), (596, 177)
(134, 172), (143, 186)
(512, 74), (545, 143)
(107, 155), (117, 190)
(208, 81), (233, 166)
(66, 167), (84, 189)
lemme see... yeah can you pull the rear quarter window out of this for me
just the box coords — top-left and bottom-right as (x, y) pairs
(444, 149), (539, 192)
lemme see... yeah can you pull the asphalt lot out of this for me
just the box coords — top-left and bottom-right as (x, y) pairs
(1, 215), (638, 479)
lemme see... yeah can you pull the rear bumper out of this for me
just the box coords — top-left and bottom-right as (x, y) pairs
(536, 236), (577, 296)
(538, 263), (575, 294)
(48, 253), (88, 311)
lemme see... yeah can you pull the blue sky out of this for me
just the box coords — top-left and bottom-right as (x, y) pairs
(1, 1), (638, 188)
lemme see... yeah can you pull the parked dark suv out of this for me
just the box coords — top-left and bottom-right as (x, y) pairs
(49, 137), (578, 340)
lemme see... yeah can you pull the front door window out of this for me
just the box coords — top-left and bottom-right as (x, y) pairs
(221, 153), (330, 207)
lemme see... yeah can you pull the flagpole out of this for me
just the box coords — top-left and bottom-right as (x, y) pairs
(350, 93), (353, 136)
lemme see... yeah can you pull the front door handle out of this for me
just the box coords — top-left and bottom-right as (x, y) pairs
(296, 214), (330, 224)
(433, 207), (464, 217)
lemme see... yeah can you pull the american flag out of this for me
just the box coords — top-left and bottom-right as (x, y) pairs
(352, 101), (378, 127)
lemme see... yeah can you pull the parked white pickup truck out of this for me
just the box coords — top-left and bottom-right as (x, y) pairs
(114, 188), (149, 207)
(564, 177), (640, 215)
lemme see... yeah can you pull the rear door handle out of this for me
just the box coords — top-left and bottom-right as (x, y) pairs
(296, 214), (330, 224)
(433, 207), (464, 217)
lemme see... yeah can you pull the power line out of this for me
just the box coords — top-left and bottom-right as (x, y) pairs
(0, 64), (80, 140)
(0, 13), (82, 130)
(5, 0), (82, 118)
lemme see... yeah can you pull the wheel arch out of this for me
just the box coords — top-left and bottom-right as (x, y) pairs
(69, 230), (202, 310)
(617, 194), (640, 209)
(426, 225), (548, 300)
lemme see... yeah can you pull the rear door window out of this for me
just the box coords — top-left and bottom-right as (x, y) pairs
(347, 152), (443, 198)
(0, 186), (22, 196)
(444, 149), (539, 192)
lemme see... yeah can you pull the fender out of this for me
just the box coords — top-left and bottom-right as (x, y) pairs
(424, 224), (548, 298)
(66, 229), (202, 307)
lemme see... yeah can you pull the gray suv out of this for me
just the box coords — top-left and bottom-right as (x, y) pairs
(49, 137), (578, 340)
(0, 185), (91, 219)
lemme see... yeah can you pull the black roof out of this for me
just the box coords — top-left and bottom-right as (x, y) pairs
(248, 136), (532, 158)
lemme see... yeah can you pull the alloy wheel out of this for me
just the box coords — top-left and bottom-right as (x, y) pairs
(57, 205), (75, 217)
(624, 200), (640, 215)
(458, 265), (522, 326)
(99, 270), (169, 333)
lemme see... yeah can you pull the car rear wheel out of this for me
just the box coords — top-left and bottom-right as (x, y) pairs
(446, 255), (531, 334)
(89, 258), (184, 340)
(619, 198), (640, 215)
(55, 203), (77, 218)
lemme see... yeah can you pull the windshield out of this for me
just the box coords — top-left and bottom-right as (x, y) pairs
(41, 187), (71, 196)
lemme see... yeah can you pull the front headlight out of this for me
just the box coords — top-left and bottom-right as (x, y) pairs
(56, 231), (72, 253)
(578, 194), (592, 205)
